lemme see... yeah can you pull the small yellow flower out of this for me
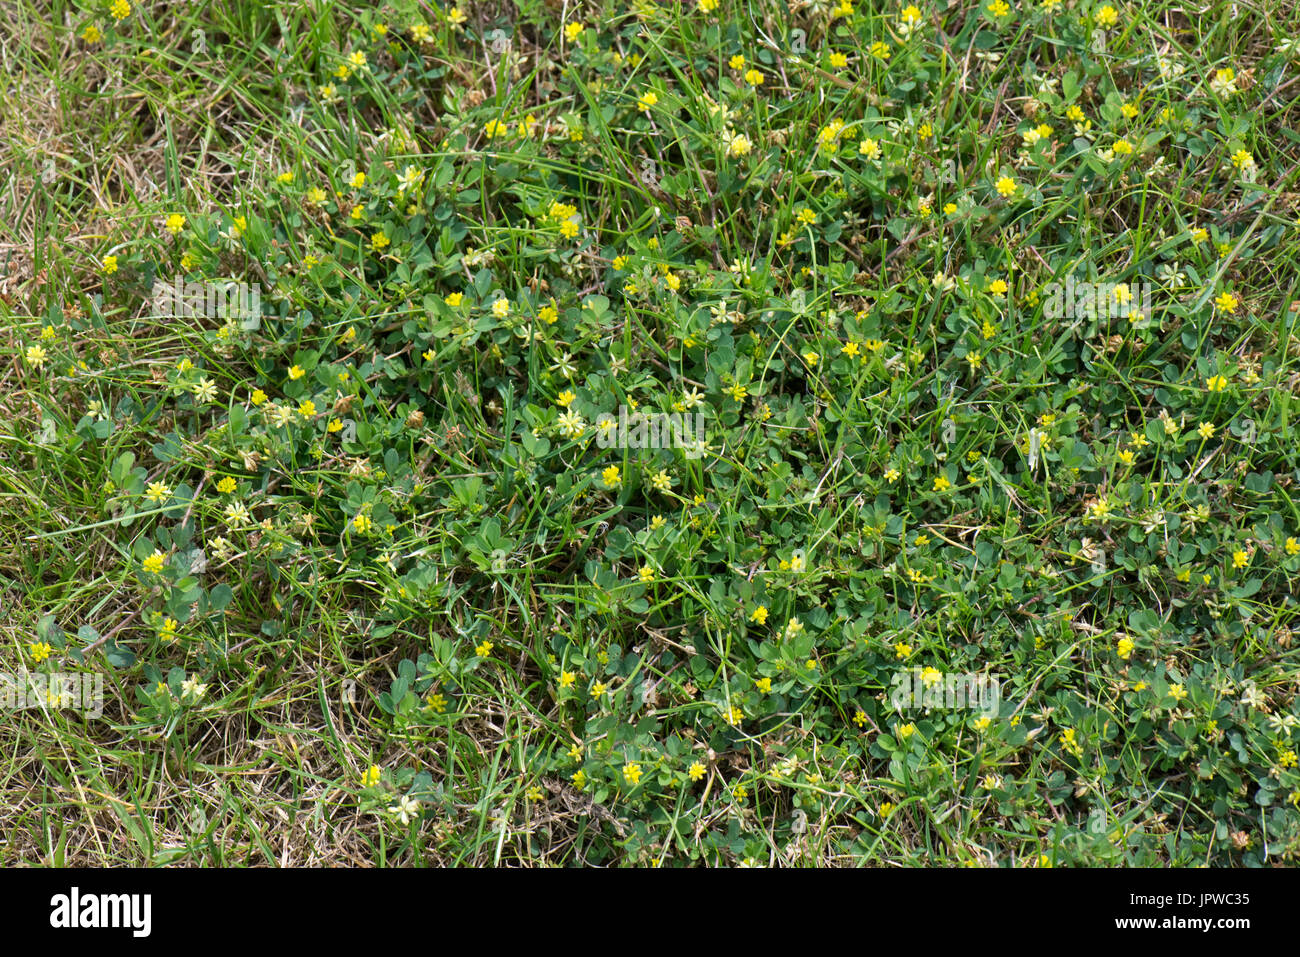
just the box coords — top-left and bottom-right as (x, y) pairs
(1205, 374), (1228, 392)
(475, 640), (494, 657)
(750, 605), (769, 625)
(29, 641), (53, 663)
(1117, 637), (1135, 660)
(142, 549), (166, 574)
(1214, 291), (1239, 314)
(995, 175), (1018, 197)
(637, 90), (658, 113)
(623, 762), (643, 785)
(101, 254), (118, 274)
(165, 213), (186, 234)
(688, 761), (706, 781)
(361, 765), (382, 787)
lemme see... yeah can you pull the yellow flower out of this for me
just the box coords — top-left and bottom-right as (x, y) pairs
(559, 670), (576, 689)
(101, 254), (118, 274)
(29, 641), (53, 663)
(288, 364), (305, 380)
(1205, 374), (1228, 392)
(638, 565), (655, 582)
(109, 0), (130, 21)
(24, 344), (48, 368)
(601, 465), (621, 488)
(216, 477), (237, 494)
(564, 22), (584, 43)
(1095, 4), (1118, 27)
(987, 0), (1010, 16)
(743, 68), (764, 87)
(361, 765), (382, 787)
(933, 475), (952, 492)
(1117, 637), (1135, 660)
(142, 550), (166, 574)
(637, 90), (658, 112)
(165, 213), (186, 234)
(995, 175), (1018, 197)
(1214, 291), (1239, 313)
(688, 761), (706, 781)
(475, 640), (494, 657)
(749, 605), (769, 624)
(623, 762), (643, 785)
(145, 481), (171, 503)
